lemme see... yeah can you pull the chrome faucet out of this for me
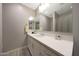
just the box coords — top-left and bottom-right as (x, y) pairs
(56, 34), (61, 40)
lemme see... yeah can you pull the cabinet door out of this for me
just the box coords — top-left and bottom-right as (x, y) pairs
(28, 36), (58, 56)
(39, 43), (58, 56)
(31, 39), (41, 56)
(28, 36), (41, 56)
(32, 39), (58, 56)
(28, 36), (34, 55)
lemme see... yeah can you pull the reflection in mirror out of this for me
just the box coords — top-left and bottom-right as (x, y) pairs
(28, 16), (34, 30)
(35, 21), (40, 30)
(38, 3), (73, 33)
(28, 16), (40, 31)
(55, 4), (73, 33)
(55, 8), (73, 33)
(29, 21), (34, 30)
(34, 16), (40, 30)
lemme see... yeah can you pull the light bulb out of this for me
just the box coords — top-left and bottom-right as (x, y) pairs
(29, 16), (34, 21)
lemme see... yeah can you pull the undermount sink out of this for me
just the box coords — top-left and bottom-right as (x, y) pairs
(33, 33), (46, 37)
(33, 33), (61, 40)
(36, 34), (45, 36)
(32, 32), (72, 41)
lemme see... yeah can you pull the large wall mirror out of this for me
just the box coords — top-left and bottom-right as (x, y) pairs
(38, 3), (73, 33)
(28, 16), (40, 31)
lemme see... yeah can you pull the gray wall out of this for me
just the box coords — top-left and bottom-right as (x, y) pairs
(2, 3), (35, 52)
(0, 3), (2, 52)
(56, 11), (73, 33)
(39, 14), (51, 31)
(72, 4), (79, 56)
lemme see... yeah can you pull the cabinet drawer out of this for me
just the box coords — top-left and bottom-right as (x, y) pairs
(31, 38), (41, 56)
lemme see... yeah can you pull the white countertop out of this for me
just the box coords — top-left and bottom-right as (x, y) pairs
(27, 32), (73, 56)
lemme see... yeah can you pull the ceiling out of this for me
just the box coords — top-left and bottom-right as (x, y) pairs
(22, 3), (72, 17)
(41, 3), (72, 17)
(22, 3), (40, 10)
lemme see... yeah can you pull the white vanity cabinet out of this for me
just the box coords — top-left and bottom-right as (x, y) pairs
(27, 35), (60, 56)
(39, 43), (58, 56)
(27, 35), (41, 56)
(27, 36), (34, 55)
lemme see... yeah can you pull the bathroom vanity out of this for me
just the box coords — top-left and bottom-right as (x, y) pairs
(27, 32), (73, 56)
(27, 3), (73, 56)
